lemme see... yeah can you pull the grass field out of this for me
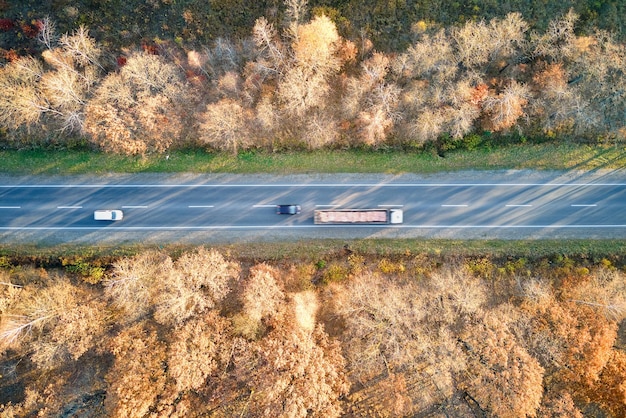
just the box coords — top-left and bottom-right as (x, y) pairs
(1, 239), (624, 266)
(1, 143), (626, 175)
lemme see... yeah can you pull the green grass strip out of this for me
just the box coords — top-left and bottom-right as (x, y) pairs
(2, 143), (626, 175)
(1, 239), (624, 264)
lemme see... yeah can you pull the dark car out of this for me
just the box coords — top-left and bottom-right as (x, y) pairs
(277, 204), (301, 215)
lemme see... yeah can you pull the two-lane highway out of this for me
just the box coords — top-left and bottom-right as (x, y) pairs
(1, 174), (626, 241)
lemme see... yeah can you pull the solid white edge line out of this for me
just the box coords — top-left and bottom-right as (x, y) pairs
(3, 182), (626, 187)
(3, 224), (626, 230)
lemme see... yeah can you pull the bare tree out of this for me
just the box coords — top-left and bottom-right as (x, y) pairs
(344, 53), (400, 146)
(35, 25), (103, 133)
(300, 111), (339, 149)
(0, 278), (108, 368)
(84, 53), (191, 154)
(155, 247), (239, 326)
(452, 13), (528, 71)
(36, 16), (57, 50)
(0, 57), (46, 131)
(252, 17), (286, 79)
(531, 9), (579, 62)
(284, 0), (308, 40)
(167, 312), (231, 392)
(199, 98), (251, 154)
(482, 80), (530, 131)
(105, 251), (173, 322)
(566, 267), (626, 321)
(242, 263), (285, 326)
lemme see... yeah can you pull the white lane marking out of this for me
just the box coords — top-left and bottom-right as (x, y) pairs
(2, 182), (626, 188)
(316, 204), (341, 207)
(378, 204), (404, 207)
(441, 204), (469, 207)
(57, 206), (82, 209)
(506, 204), (533, 207)
(571, 204), (597, 207)
(2, 224), (626, 230)
(0, 206), (21, 209)
(121, 205), (148, 208)
(253, 205), (277, 208)
(188, 205), (214, 208)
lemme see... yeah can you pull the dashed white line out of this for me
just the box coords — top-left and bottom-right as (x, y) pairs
(378, 204), (404, 207)
(188, 205), (214, 208)
(121, 205), (148, 208)
(2, 224), (626, 231)
(253, 204), (277, 208)
(506, 204), (533, 207)
(571, 204), (597, 207)
(0, 206), (21, 209)
(315, 204), (341, 207)
(57, 206), (82, 209)
(441, 204), (469, 207)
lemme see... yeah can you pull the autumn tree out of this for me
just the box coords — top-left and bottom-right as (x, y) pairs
(198, 98), (251, 153)
(537, 391), (583, 418)
(242, 263), (285, 325)
(105, 322), (167, 417)
(527, 62), (577, 135)
(458, 307), (544, 418)
(511, 268), (622, 412)
(565, 267), (626, 321)
(332, 271), (427, 379)
(343, 52), (400, 146)
(481, 80), (530, 131)
(392, 29), (482, 145)
(0, 57), (45, 135)
(531, 9), (579, 63)
(154, 247), (239, 326)
(0, 277), (108, 368)
(589, 349), (626, 417)
(167, 311), (231, 392)
(105, 250), (173, 323)
(246, 323), (349, 417)
(247, 6), (350, 149)
(107, 248), (238, 326)
(188, 37), (245, 81)
(525, 10), (626, 139)
(278, 15), (342, 117)
(0, 24), (102, 142)
(84, 52), (191, 154)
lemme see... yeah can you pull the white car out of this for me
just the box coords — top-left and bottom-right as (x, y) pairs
(94, 209), (124, 221)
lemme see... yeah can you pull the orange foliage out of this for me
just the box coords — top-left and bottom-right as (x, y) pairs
(590, 350), (626, 417)
(469, 83), (489, 106)
(532, 62), (568, 100)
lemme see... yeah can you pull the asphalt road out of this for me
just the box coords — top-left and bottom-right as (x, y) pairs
(1, 171), (626, 243)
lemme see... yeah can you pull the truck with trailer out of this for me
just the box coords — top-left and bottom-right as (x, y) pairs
(313, 208), (403, 225)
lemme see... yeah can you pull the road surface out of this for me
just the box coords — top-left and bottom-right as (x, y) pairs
(1, 171), (625, 243)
